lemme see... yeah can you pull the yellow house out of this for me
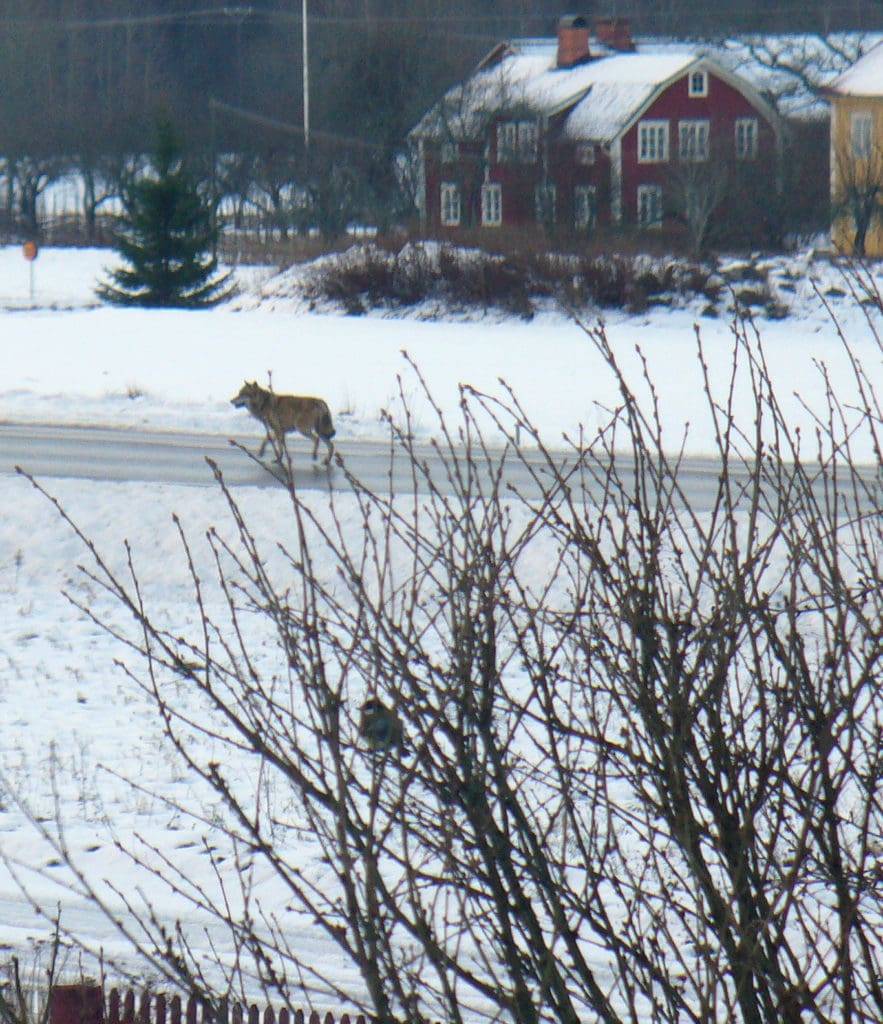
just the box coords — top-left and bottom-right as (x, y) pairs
(824, 41), (883, 257)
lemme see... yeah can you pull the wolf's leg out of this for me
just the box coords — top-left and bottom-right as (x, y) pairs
(323, 438), (335, 466)
(311, 434), (320, 461)
(258, 434), (269, 458)
(273, 433), (287, 464)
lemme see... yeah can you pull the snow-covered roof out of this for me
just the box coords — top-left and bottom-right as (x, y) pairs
(558, 52), (700, 140)
(411, 31), (883, 142)
(411, 41), (701, 143)
(825, 39), (883, 97)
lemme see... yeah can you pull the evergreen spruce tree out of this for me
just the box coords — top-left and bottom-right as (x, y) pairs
(97, 119), (232, 308)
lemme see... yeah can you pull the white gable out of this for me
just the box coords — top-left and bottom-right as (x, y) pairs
(827, 40), (883, 97)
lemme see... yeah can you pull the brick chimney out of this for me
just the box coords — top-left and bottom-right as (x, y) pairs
(556, 15), (590, 68)
(594, 16), (634, 52)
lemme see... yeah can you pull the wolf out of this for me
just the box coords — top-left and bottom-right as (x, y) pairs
(231, 380), (336, 465)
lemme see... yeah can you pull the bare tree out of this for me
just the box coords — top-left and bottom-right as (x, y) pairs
(731, 34), (871, 115)
(410, 62), (537, 230)
(249, 150), (302, 242)
(8, 294), (883, 1023)
(664, 150), (730, 254)
(9, 155), (69, 239)
(831, 141), (883, 256)
(0, 922), (77, 1024)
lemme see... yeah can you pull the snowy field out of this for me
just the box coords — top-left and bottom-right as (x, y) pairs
(0, 244), (881, 1016)
(1, 244), (881, 459)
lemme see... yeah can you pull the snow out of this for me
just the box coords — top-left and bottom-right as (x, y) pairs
(412, 30), (883, 138)
(0, 244), (882, 1014)
(653, 32), (883, 120)
(412, 44), (699, 143)
(2, 245), (880, 461)
(827, 38), (883, 95)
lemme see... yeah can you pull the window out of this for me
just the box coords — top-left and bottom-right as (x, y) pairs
(440, 183), (461, 226)
(575, 143), (595, 165)
(497, 122), (517, 162)
(688, 70), (708, 97)
(735, 118), (758, 159)
(638, 120), (669, 163)
(679, 120), (710, 161)
(481, 183), (502, 226)
(517, 121), (538, 162)
(497, 120), (538, 163)
(440, 141), (459, 164)
(574, 185), (597, 229)
(637, 184), (663, 228)
(535, 183), (557, 225)
(851, 110), (873, 159)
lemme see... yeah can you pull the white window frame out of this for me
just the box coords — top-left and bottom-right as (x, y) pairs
(688, 70), (708, 97)
(575, 143), (596, 165)
(637, 184), (663, 228)
(497, 119), (538, 163)
(735, 118), (758, 159)
(440, 141), (459, 164)
(518, 121), (538, 163)
(535, 182), (557, 224)
(481, 183), (503, 226)
(440, 182), (461, 227)
(574, 185), (597, 229)
(638, 120), (669, 163)
(851, 110), (873, 159)
(497, 122), (518, 162)
(678, 119), (710, 162)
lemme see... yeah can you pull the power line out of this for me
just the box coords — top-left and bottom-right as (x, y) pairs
(0, 2), (881, 23)
(209, 97), (388, 152)
(0, 7), (256, 29)
(1, 7), (880, 34)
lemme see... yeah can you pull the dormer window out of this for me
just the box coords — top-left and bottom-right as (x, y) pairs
(688, 70), (708, 97)
(440, 141), (459, 164)
(497, 120), (538, 163)
(575, 143), (596, 165)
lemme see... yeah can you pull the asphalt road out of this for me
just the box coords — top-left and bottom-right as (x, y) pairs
(0, 421), (711, 500)
(1, 422), (879, 513)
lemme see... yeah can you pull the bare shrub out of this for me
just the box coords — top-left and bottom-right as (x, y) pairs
(301, 242), (720, 319)
(9, 299), (883, 1023)
(0, 926), (84, 1024)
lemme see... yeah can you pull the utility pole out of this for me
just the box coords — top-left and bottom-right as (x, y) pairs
(209, 98), (218, 258)
(302, 0), (310, 150)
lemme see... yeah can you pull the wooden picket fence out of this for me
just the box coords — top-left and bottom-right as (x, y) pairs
(49, 985), (369, 1024)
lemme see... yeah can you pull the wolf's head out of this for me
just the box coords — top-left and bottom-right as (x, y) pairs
(231, 380), (263, 411)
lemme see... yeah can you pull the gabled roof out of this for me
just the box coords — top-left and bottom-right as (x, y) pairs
(410, 37), (781, 147)
(411, 31), (883, 146)
(410, 41), (599, 140)
(824, 39), (883, 98)
(559, 52), (702, 141)
(411, 40), (700, 142)
(663, 34), (883, 120)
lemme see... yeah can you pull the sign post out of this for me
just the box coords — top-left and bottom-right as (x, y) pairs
(22, 239), (38, 300)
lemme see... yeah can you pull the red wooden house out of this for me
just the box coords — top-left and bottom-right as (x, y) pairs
(409, 15), (785, 238)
